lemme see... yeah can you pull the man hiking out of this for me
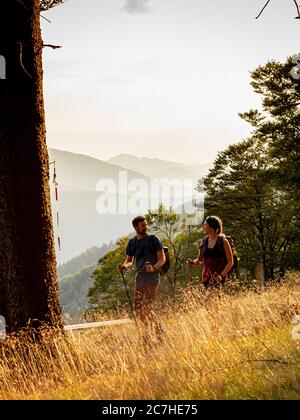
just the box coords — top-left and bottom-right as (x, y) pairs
(117, 216), (166, 344)
(187, 215), (234, 288)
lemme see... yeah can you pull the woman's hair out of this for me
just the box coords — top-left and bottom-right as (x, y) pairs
(204, 215), (224, 235)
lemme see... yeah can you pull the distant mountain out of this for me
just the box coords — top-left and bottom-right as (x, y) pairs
(107, 154), (212, 182)
(142, 167), (201, 182)
(48, 148), (154, 263)
(57, 242), (115, 279)
(49, 148), (150, 192)
(48, 148), (207, 264)
(60, 264), (96, 320)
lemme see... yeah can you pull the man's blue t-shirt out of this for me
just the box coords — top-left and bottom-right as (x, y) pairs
(126, 234), (164, 283)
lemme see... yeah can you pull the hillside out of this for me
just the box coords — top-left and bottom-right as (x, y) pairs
(48, 148), (152, 263)
(48, 149), (207, 263)
(58, 241), (119, 319)
(60, 264), (96, 320)
(57, 243), (115, 279)
(2, 273), (299, 399)
(49, 148), (151, 192)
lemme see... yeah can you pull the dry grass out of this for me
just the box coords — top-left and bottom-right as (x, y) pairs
(0, 273), (300, 400)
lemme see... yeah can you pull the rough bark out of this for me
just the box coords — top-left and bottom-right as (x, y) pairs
(0, 0), (62, 333)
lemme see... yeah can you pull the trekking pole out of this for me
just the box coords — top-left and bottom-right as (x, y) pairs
(117, 265), (139, 329)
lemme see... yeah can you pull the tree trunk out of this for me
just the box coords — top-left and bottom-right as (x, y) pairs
(255, 191), (267, 289)
(279, 239), (290, 279)
(258, 235), (266, 290)
(0, 0), (62, 333)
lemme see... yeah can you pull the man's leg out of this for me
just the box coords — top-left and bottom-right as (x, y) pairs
(134, 281), (153, 349)
(134, 280), (163, 346)
(134, 282), (146, 322)
(143, 281), (164, 341)
(143, 281), (159, 317)
(134, 280), (159, 319)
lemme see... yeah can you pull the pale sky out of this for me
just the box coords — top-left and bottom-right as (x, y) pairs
(41, 0), (300, 164)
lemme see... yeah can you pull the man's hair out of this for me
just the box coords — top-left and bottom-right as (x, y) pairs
(132, 215), (147, 229)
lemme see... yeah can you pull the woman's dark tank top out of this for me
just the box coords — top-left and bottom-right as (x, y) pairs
(202, 236), (225, 259)
(201, 235), (227, 283)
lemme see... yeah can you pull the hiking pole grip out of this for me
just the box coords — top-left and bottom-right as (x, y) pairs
(145, 261), (152, 272)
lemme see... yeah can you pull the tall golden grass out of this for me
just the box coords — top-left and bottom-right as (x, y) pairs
(0, 273), (299, 400)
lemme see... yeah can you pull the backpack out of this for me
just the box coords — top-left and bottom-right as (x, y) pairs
(133, 235), (171, 276)
(149, 235), (170, 276)
(200, 235), (238, 275)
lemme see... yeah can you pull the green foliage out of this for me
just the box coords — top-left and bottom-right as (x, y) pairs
(60, 264), (96, 320)
(239, 57), (300, 195)
(88, 205), (203, 311)
(85, 55), (300, 314)
(58, 241), (118, 319)
(201, 55), (300, 280)
(146, 204), (203, 294)
(88, 237), (136, 313)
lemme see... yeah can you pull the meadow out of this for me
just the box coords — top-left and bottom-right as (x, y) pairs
(0, 273), (299, 400)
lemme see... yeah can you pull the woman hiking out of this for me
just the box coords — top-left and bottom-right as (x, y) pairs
(187, 215), (234, 288)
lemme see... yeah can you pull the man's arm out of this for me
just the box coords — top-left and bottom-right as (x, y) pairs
(146, 249), (166, 273)
(154, 249), (166, 270)
(117, 255), (134, 272)
(146, 235), (166, 273)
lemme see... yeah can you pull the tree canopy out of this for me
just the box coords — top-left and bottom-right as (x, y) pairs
(200, 55), (300, 281)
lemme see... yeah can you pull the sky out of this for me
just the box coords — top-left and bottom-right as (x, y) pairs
(41, 0), (300, 164)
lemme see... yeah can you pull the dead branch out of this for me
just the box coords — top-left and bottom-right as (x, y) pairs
(256, 0), (300, 20)
(256, 0), (272, 19)
(43, 44), (62, 49)
(41, 15), (51, 23)
(293, 0), (300, 18)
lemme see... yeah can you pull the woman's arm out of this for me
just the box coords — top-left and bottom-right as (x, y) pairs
(187, 248), (203, 266)
(220, 238), (234, 278)
(193, 248), (203, 265)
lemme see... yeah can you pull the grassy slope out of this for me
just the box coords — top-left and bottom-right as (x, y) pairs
(0, 274), (299, 400)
